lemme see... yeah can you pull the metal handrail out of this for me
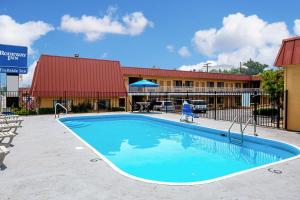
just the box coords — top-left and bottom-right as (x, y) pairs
(55, 103), (67, 118)
(242, 117), (257, 136)
(228, 116), (243, 144)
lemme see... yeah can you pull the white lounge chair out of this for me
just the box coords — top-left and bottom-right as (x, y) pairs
(0, 118), (23, 125)
(0, 131), (17, 146)
(0, 123), (22, 133)
(0, 145), (9, 167)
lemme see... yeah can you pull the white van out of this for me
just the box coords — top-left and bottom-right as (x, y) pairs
(190, 100), (208, 113)
(154, 101), (175, 112)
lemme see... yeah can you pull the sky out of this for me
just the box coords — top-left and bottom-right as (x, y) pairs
(0, 0), (300, 86)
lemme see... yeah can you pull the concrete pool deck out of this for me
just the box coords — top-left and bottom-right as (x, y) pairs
(1, 112), (300, 200)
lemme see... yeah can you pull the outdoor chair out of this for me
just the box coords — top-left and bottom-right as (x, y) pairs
(180, 103), (194, 122)
(0, 131), (16, 146)
(0, 123), (22, 133)
(0, 145), (9, 167)
(132, 103), (141, 112)
(0, 117), (23, 125)
(146, 100), (156, 112)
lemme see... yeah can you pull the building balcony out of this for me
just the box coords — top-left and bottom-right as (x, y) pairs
(128, 86), (261, 94)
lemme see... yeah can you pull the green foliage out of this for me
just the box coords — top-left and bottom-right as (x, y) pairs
(110, 107), (125, 112)
(243, 60), (268, 75)
(209, 59), (268, 75)
(38, 108), (55, 114)
(260, 69), (284, 101)
(221, 68), (242, 74)
(253, 108), (278, 116)
(15, 108), (37, 115)
(71, 101), (93, 113)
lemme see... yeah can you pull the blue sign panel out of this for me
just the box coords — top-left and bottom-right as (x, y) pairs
(0, 44), (28, 74)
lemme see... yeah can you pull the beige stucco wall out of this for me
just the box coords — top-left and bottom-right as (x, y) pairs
(285, 65), (300, 131)
(38, 97), (123, 111)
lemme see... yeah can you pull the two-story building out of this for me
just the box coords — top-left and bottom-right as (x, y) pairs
(30, 54), (261, 112)
(122, 66), (261, 109)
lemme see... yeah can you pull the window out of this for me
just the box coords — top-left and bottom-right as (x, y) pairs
(208, 97), (214, 104)
(167, 81), (171, 86)
(217, 97), (224, 104)
(99, 99), (110, 109)
(243, 83), (249, 88)
(173, 80), (182, 87)
(159, 80), (164, 86)
(207, 82), (214, 88)
(201, 82), (205, 87)
(119, 98), (125, 107)
(235, 83), (241, 88)
(217, 82), (224, 88)
(195, 82), (199, 87)
(185, 81), (193, 87)
(235, 97), (241, 106)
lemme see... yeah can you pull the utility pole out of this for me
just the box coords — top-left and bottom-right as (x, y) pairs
(203, 62), (211, 73)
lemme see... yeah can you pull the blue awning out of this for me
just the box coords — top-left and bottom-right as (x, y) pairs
(129, 80), (159, 87)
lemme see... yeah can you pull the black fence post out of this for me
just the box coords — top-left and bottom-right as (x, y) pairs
(253, 91), (258, 125)
(64, 91), (67, 109)
(214, 91), (217, 120)
(276, 93), (283, 129)
(165, 92), (168, 113)
(97, 92), (100, 113)
(285, 90), (288, 129)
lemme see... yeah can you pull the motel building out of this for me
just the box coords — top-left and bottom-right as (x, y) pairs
(30, 54), (263, 113)
(275, 36), (300, 131)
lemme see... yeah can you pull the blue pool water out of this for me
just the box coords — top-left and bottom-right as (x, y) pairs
(60, 115), (300, 183)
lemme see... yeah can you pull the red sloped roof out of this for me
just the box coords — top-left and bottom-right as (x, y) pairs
(30, 55), (127, 97)
(274, 36), (300, 66)
(121, 66), (259, 81)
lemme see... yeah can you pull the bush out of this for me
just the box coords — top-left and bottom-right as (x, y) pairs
(253, 108), (278, 116)
(15, 108), (37, 115)
(38, 108), (55, 114)
(110, 107), (125, 112)
(71, 102), (93, 113)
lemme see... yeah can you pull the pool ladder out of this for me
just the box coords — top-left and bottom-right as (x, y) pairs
(55, 103), (68, 118)
(228, 116), (257, 145)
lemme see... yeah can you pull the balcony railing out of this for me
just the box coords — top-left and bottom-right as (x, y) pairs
(128, 86), (261, 93)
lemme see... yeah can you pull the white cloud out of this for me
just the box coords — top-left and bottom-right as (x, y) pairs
(178, 60), (224, 72)
(0, 15), (54, 54)
(60, 11), (153, 41)
(178, 46), (191, 57)
(192, 12), (290, 66)
(123, 12), (154, 35)
(193, 29), (217, 56)
(166, 44), (175, 52)
(19, 61), (37, 87)
(294, 19), (300, 35)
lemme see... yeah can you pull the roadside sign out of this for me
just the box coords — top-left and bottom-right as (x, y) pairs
(0, 44), (28, 74)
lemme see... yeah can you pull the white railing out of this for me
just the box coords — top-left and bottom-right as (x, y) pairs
(128, 86), (261, 93)
(55, 103), (68, 118)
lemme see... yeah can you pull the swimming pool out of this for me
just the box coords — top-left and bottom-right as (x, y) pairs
(59, 114), (300, 185)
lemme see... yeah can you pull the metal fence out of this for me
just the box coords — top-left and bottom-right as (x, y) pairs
(0, 91), (128, 114)
(129, 90), (286, 129)
(0, 90), (286, 129)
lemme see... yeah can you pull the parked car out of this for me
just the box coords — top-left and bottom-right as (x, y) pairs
(190, 100), (208, 113)
(154, 101), (175, 112)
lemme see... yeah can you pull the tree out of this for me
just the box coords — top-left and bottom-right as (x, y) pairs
(260, 69), (284, 110)
(243, 60), (268, 75)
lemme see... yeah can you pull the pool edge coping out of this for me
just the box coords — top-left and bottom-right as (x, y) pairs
(56, 113), (300, 186)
